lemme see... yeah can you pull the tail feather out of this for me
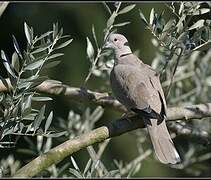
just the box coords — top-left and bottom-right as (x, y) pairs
(146, 118), (181, 164)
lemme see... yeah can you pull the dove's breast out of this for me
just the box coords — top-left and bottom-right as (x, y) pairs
(110, 64), (143, 110)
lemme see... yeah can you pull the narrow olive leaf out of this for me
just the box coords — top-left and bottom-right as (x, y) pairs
(0, 2), (9, 17)
(24, 22), (32, 45)
(55, 39), (73, 50)
(24, 59), (44, 70)
(69, 168), (83, 178)
(118, 4), (136, 15)
(47, 131), (66, 138)
(1, 50), (16, 78)
(150, 8), (155, 25)
(86, 37), (95, 61)
(44, 111), (53, 133)
(32, 97), (53, 101)
(92, 25), (99, 49)
(43, 60), (61, 69)
(178, 2), (184, 15)
(139, 9), (148, 25)
(53, 22), (59, 39)
(34, 31), (53, 43)
(33, 105), (46, 133)
(113, 21), (131, 27)
(189, 19), (205, 30)
(192, 8), (210, 15)
(102, 2), (111, 15)
(107, 12), (117, 28)
(23, 95), (32, 116)
(12, 52), (20, 73)
(83, 159), (92, 175)
(192, 40), (211, 52)
(31, 45), (50, 54)
(71, 156), (80, 170)
(12, 35), (23, 59)
(0, 76), (10, 90)
(47, 53), (64, 60)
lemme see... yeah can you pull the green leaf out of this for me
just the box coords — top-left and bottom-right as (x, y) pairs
(12, 52), (20, 73)
(22, 95), (32, 116)
(113, 22), (131, 27)
(150, 8), (155, 25)
(47, 131), (66, 138)
(178, 2), (184, 15)
(86, 37), (95, 61)
(24, 59), (45, 70)
(31, 45), (50, 54)
(69, 168), (83, 178)
(192, 8), (210, 15)
(44, 111), (53, 133)
(12, 35), (23, 59)
(192, 40), (211, 52)
(102, 2), (111, 15)
(33, 105), (46, 133)
(106, 12), (117, 28)
(24, 22), (32, 45)
(32, 96), (53, 101)
(118, 4), (136, 15)
(55, 39), (73, 50)
(47, 53), (64, 60)
(34, 31), (53, 43)
(189, 19), (205, 30)
(1, 50), (17, 78)
(0, 2), (9, 18)
(139, 9), (148, 25)
(71, 156), (80, 170)
(83, 159), (92, 175)
(92, 25), (99, 49)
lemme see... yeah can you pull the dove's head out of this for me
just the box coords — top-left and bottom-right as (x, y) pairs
(104, 33), (132, 59)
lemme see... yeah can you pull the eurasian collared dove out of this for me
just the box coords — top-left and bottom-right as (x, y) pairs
(104, 33), (181, 164)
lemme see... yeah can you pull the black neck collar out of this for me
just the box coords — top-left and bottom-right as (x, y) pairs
(120, 53), (132, 58)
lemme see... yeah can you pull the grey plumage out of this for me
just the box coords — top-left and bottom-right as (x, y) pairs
(105, 33), (181, 164)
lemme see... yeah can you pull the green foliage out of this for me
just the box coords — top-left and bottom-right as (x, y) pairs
(0, 22), (73, 148)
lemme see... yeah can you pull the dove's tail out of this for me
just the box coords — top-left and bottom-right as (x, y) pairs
(145, 118), (181, 164)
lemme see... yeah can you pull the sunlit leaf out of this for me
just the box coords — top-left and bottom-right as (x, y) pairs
(1, 50), (17, 78)
(24, 59), (44, 70)
(86, 37), (95, 61)
(189, 19), (205, 30)
(12, 52), (20, 73)
(150, 8), (155, 25)
(139, 9), (148, 25)
(118, 4), (136, 15)
(113, 22), (131, 27)
(44, 111), (53, 133)
(55, 39), (73, 50)
(106, 12), (117, 28)
(24, 22), (32, 45)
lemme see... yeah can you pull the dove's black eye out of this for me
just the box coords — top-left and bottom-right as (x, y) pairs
(114, 38), (118, 42)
